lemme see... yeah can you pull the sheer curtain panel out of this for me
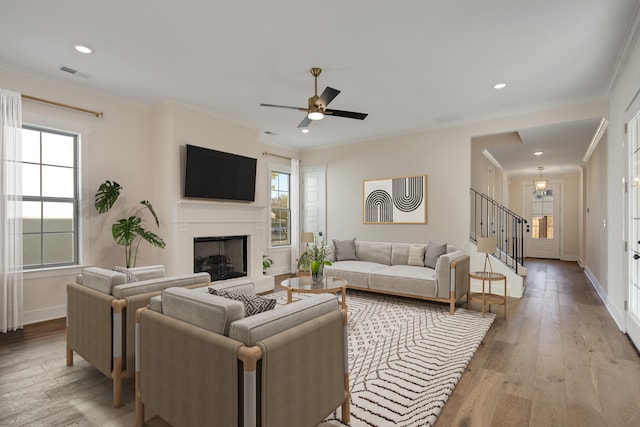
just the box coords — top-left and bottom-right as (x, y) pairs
(0, 89), (23, 333)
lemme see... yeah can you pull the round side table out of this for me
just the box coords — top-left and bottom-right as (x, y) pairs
(467, 271), (507, 318)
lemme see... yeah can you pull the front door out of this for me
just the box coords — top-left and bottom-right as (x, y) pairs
(525, 182), (561, 259)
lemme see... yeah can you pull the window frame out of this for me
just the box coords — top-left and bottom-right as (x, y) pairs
(270, 168), (291, 247)
(22, 110), (93, 280)
(21, 123), (82, 270)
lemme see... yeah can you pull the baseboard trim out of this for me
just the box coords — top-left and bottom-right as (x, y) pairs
(583, 266), (625, 331)
(23, 305), (66, 325)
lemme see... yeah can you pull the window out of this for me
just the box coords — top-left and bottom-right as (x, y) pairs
(21, 125), (79, 268)
(531, 189), (554, 239)
(271, 171), (290, 246)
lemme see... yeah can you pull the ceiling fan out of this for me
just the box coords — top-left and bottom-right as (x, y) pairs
(260, 67), (368, 128)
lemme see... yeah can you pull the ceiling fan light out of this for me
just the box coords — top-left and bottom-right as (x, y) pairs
(308, 111), (324, 121)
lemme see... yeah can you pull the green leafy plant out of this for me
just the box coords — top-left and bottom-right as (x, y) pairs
(297, 239), (332, 275)
(94, 180), (165, 268)
(262, 255), (273, 273)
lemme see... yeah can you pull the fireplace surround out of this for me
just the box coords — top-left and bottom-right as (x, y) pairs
(167, 201), (274, 294)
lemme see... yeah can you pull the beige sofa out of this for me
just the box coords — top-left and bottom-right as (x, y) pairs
(135, 280), (350, 427)
(324, 240), (469, 314)
(66, 265), (210, 407)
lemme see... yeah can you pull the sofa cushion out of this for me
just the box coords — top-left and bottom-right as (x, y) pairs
(112, 266), (138, 283)
(129, 264), (166, 281)
(369, 265), (437, 298)
(111, 272), (211, 299)
(209, 288), (276, 316)
(208, 277), (255, 295)
(333, 238), (357, 261)
(407, 245), (426, 266)
(356, 241), (392, 265)
(324, 260), (388, 288)
(160, 287), (245, 335)
(424, 241), (447, 268)
(228, 293), (338, 346)
(159, 287), (244, 334)
(81, 267), (127, 294)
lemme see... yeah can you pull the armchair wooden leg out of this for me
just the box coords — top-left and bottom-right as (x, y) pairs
(66, 328), (73, 367)
(341, 309), (351, 424)
(449, 290), (455, 315)
(136, 370), (144, 427)
(136, 307), (145, 427)
(342, 372), (351, 424)
(112, 356), (123, 408)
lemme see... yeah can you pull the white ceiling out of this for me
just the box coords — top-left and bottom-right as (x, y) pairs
(1, 1), (638, 175)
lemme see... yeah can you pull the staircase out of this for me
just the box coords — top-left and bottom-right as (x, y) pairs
(470, 188), (527, 275)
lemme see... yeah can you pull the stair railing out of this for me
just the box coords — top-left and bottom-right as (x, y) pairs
(470, 188), (527, 274)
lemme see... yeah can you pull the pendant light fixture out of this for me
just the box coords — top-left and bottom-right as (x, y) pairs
(533, 166), (548, 193)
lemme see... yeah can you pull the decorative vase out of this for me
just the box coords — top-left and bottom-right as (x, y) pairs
(311, 262), (324, 283)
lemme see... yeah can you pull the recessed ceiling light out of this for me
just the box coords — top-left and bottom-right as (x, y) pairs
(301, 129), (310, 133)
(493, 83), (507, 90)
(74, 45), (92, 54)
(534, 151), (543, 156)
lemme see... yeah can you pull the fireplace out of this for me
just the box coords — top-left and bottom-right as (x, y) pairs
(194, 235), (248, 282)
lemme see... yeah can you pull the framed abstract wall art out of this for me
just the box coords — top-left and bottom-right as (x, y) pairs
(363, 174), (427, 224)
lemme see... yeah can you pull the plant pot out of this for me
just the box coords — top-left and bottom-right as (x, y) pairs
(311, 262), (324, 283)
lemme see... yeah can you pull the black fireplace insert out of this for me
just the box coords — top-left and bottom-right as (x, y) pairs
(194, 235), (247, 281)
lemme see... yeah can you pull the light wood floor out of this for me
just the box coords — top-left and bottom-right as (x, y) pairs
(1, 260), (639, 426)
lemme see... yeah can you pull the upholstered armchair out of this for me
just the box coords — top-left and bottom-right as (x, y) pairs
(135, 283), (350, 427)
(66, 265), (210, 407)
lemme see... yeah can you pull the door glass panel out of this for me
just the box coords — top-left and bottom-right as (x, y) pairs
(531, 189), (554, 240)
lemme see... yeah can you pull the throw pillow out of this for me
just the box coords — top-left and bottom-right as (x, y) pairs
(208, 288), (276, 316)
(407, 245), (426, 266)
(424, 241), (447, 268)
(112, 266), (138, 283)
(333, 238), (358, 261)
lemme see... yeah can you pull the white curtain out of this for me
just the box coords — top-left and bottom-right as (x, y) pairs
(0, 89), (23, 333)
(290, 159), (300, 273)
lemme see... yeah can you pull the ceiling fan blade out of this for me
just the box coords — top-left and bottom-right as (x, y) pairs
(316, 87), (340, 108)
(260, 103), (307, 112)
(325, 109), (368, 120)
(297, 116), (312, 128)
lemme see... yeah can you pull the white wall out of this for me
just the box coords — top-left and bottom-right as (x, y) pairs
(301, 101), (608, 253)
(471, 131), (520, 203)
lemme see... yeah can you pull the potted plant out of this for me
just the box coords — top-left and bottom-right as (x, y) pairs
(262, 255), (273, 274)
(297, 239), (332, 282)
(94, 180), (166, 268)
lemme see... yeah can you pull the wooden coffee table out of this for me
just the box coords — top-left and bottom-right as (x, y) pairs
(280, 276), (348, 309)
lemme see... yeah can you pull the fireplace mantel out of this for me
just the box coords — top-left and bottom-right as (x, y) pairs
(168, 201), (274, 293)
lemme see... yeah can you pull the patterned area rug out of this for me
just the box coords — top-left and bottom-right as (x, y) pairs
(274, 290), (495, 427)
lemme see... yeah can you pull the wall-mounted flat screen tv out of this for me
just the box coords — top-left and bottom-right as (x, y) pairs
(184, 144), (257, 202)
